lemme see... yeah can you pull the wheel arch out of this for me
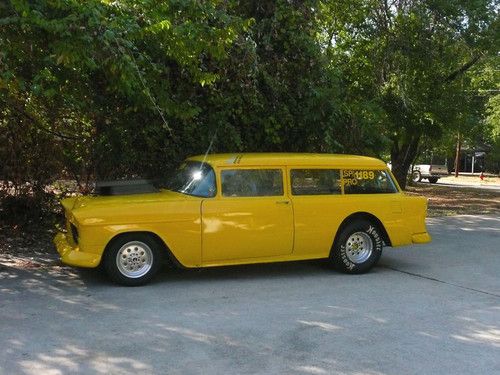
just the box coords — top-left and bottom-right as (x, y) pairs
(332, 212), (392, 253)
(102, 231), (185, 269)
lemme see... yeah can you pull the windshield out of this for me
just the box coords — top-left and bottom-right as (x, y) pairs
(167, 161), (216, 198)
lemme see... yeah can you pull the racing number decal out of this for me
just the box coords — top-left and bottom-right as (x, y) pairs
(342, 170), (375, 186)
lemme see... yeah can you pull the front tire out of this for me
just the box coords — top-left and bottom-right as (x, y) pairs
(103, 233), (162, 286)
(331, 220), (383, 274)
(428, 177), (438, 183)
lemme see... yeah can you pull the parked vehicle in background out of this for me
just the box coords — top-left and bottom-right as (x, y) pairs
(411, 163), (449, 183)
(411, 153), (449, 183)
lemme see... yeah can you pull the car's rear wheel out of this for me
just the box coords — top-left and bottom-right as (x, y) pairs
(412, 170), (422, 182)
(103, 233), (161, 286)
(331, 220), (383, 274)
(428, 177), (438, 183)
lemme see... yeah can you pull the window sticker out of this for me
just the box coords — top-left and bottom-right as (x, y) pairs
(342, 170), (375, 186)
(342, 170), (397, 194)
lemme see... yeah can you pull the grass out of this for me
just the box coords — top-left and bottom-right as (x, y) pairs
(406, 183), (500, 217)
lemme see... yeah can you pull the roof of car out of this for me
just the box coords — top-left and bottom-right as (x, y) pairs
(187, 153), (387, 168)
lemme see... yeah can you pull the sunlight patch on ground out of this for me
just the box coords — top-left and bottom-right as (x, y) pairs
(297, 320), (342, 332)
(293, 365), (328, 374)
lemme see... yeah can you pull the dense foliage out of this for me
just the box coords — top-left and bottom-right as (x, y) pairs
(1, 0), (498, 200)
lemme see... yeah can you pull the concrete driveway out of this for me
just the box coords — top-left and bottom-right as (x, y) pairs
(1, 215), (499, 375)
(434, 181), (500, 192)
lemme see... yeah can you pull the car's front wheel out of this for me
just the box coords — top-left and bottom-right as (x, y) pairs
(331, 220), (383, 274)
(103, 233), (162, 286)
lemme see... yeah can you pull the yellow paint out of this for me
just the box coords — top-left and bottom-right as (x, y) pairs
(201, 196), (294, 261)
(54, 232), (101, 267)
(54, 153), (431, 269)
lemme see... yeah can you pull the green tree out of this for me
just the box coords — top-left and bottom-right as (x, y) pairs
(319, 0), (499, 187)
(0, 0), (250, 188)
(477, 56), (500, 172)
(1, 0), (498, 200)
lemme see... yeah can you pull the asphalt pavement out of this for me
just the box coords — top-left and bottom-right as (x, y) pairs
(1, 215), (499, 375)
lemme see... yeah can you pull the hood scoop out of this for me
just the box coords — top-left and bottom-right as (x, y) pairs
(94, 179), (158, 196)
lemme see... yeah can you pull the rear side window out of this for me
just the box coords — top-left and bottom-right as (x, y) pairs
(221, 169), (283, 197)
(342, 170), (398, 194)
(291, 169), (341, 195)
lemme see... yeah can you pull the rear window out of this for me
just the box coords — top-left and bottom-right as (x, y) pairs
(342, 170), (397, 194)
(291, 169), (341, 195)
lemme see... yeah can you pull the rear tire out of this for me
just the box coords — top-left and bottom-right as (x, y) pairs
(103, 233), (162, 286)
(331, 220), (383, 274)
(428, 177), (438, 183)
(412, 170), (422, 182)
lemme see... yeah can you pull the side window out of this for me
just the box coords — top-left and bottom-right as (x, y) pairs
(221, 169), (283, 197)
(291, 169), (341, 195)
(342, 170), (398, 194)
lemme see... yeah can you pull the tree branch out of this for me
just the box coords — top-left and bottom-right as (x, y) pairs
(443, 54), (482, 83)
(1, 96), (79, 140)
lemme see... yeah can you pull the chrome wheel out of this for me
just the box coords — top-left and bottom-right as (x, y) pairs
(345, 232), (373, 263)
(116, 241), (153, 278)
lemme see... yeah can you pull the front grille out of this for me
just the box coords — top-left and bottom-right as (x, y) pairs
(70, 223), (79, 244)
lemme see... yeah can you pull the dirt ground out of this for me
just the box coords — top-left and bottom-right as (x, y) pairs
(0, 223), (59, 269)
(406, 183), (500, 217)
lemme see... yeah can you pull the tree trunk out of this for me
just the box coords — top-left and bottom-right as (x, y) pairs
(454, 132), (461, 178)
(390, 134), (421, 190)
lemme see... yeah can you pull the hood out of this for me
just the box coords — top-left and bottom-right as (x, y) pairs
(77, 193), (160, 209)
(61, 190), (187, 212)
(61, 189), (195, 226)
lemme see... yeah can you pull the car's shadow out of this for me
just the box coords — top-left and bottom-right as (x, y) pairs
(156, 260), (335, 283)
(75, 258), (395, 287)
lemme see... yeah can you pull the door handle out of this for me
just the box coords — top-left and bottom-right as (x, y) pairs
(276, 200), (290, 204)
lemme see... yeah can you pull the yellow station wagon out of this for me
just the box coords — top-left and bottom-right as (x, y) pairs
(54, 153), (431, 285)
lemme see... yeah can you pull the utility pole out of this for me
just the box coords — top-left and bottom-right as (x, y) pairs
(454, 132), (461, 178)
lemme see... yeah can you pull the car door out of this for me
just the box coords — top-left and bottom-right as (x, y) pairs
(201, 167), (293, 263)
(288, 167), (345, 257)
